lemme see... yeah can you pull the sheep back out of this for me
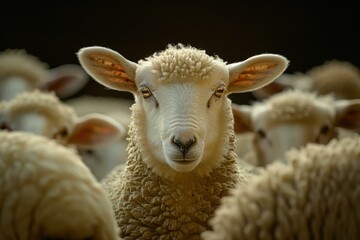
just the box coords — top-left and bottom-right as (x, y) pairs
(202, 136), (360, 240)
(0, 131), (120, 240)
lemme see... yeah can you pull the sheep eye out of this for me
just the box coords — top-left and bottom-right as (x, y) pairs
(214, 85), (226, 98)
(0, 122), (11, 131)
(320, 125), (330, 135)
(257, 129), (266, 138)
(140, 87), (152, 98)
(53, 127), (68, 138)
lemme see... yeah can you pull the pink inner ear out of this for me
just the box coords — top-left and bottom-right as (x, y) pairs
(40, 76), (74, 92)
(67, 120), (119, 147)
(339, 109), (360, 129)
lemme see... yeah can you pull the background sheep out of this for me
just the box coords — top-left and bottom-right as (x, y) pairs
(201, 136), (360, 240)
(0, 131), (121, 240)
(0, 49), (89, 101)
(232, 89), (360, 167)
(65, 94), (134, 133)
(252, 59), (360, 100)
(0, 89), (128, 180)
(77, 43), (289, 239)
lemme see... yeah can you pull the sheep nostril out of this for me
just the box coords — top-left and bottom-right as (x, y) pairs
(171, 136), (197, 154)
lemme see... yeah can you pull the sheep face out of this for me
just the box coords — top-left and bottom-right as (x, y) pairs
(133, 62), (230, 172)
(0, 76), (31, 101)
(77, 44), (289, 175)
(233, 90), (360, 166)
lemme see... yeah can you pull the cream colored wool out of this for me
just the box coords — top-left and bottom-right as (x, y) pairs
(254, 60), (360, 100)
(0, 49), (49, 86)
(1, 89), (129, 180)
(102, 103), (251, 240)
(254, 89), (333, 122)
(232, 89), (360, 167)
(202, 136), (360, 240)
(307, 59), (360, 99)
(0, 131), (121, 240)
(5, 89), (77, 134)
(78, 43), (288, 239)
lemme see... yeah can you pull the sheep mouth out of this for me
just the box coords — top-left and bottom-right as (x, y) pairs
(170, 158), (198, 164)
(172, 160), (196, 164)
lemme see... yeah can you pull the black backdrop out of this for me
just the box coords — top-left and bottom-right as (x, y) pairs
(1, 1), (359, 104)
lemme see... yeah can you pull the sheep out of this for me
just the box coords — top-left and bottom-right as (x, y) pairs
(77, 43), (289, 239)
(65, 95), (134, 131)
(0, 89), (128, 180)
(252, 59), (360, 100)
(0, 48), (89, 101)
(232, 89), (360, 167)
(201, 136), (360, 240)
(0, 130), (122, 239)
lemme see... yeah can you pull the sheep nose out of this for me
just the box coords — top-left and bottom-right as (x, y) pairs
(171, 136), (196, 155)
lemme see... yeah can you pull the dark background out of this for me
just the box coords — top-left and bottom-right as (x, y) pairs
(1, 1), (359, 104)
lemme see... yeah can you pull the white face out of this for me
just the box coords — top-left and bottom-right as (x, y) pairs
(2, 111), (65, 141)
(135, 64), (229, 172)
(252, 103), (336, 165)
(0, 76), (30, 101)
(78, 138), (128, 180)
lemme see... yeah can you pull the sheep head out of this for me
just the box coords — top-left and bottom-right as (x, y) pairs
(232, 90), (360, 166)
(78, 44), (288, 174)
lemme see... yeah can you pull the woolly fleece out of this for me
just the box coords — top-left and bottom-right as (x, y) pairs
(101, 103), (251, 240)
(4, 89), (77, 134)
(202, 136), (360, 240)
(0, 131), (121, 240)
(0, 49), (49, 86)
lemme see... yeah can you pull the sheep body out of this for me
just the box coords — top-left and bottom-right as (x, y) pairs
(0, 131), (121, 240)
(202, 136), (360, 240)
(78, 44), (288, 239)
(101, 104), (250, 239)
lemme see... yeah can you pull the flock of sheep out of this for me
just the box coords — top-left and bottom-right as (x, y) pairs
(0, 44), (359, 239)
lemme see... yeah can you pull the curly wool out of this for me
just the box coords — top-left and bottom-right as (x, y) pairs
(307, 60), (360, 99)
(142, 44), (225, 83)
(5, 89), (77, 133)
(101, 102), (251, 239)
(257, 89), (333, 122)
(0, 131), (121, 240)
(0, 49), (49, 86)
(202, 136), (360, 240)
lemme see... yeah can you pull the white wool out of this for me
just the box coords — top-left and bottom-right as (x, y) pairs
(0, 49), (49, 86)
(142, 44), (224, 82)
(5, 89), (76, 133)
(202, 136), (360, 240)
(0, 131), (121, 240)
(2, 90), (126, 181)
(259, 89), (333, 121)
(78, 43), (289, 239)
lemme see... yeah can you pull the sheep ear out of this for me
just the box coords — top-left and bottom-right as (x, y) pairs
(335, 99), (360, 131)
(40, 64), (89, 99)
(77, 46), (138, 93)
(67, 113), (126, 148)
(227, 54), (289, 94)
(231, 104), (253, 134)
(251, 73), (294, 99)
